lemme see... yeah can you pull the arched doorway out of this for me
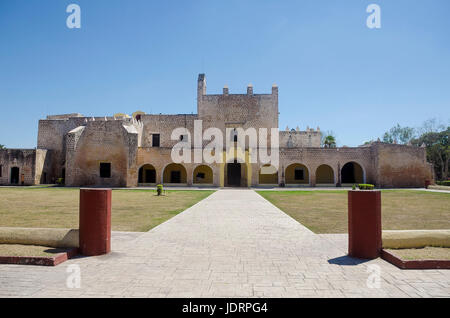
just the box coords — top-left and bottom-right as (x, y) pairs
(193, 165), (213, 184)
(316, 164), (334, 184)
(259, 164), (278, 185)
(163, 163), (187, 184)
(138, 164), (156, 184)
(341, 162), (364, 184)
(285, 163), (309, 185)
(10, 167), (19, 184)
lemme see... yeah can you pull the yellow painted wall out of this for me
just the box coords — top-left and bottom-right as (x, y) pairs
(193, 165), (213, 184)
(163, 163), (187, 183)
(285, 163), (309, 184)
(316, 164), (334, 183)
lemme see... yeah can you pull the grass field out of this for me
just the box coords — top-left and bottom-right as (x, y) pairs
(258, 190), (450, 234)
(0, 188), (214, 232)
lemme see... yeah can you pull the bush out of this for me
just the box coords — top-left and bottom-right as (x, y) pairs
(56, 178), (65, 185)
(436, 180), (450, 187)
(352, 184), (356, 190)
(156, 184), (163, 196)
(358, 184), (375, 190)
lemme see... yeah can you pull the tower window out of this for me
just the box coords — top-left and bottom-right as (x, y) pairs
(100, 163), (111, 178)
(152, 134), (160, 147)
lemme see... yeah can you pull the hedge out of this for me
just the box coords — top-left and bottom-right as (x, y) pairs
(358, 184), (375, 190)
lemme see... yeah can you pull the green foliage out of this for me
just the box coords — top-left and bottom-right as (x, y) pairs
(56, 178), (65, 185)
(382, 124), (416, 144)
(358, 184), (375, 190)
(352, 184), (356, 190)
(320, 130), (337, 148)
(156, 184), (163, 196)
(411, 127), (449, 181)
(0, 144), (5, 149)
(436, 180), (450, 186)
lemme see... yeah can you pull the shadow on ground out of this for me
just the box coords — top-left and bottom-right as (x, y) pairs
(328, 255), (371, 266)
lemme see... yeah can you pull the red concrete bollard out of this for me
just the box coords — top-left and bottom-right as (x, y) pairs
(79, 188), (111, 256)
(348, 190), (382, 259)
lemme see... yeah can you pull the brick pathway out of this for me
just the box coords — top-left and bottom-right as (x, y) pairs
(0, 189), (449, 297)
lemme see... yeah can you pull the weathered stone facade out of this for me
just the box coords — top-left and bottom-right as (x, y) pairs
(0, 74), (434, 188)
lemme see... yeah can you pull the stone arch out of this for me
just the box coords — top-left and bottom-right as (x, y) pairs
(341, 161), (365, 184)
(285, 163), (310, 185)
(315, 164), (335, 184)
(193, 165), (213, 184)
(258, 164), (278, 185)
(162, 163), (187, 184)
(138, 164), (156, 184)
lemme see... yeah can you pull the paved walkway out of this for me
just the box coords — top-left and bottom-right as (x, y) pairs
(1, 189), (449, 297)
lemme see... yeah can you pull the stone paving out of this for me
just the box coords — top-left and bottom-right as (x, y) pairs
(0, 189), (449, 298)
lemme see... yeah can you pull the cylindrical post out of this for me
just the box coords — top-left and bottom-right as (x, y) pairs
(79, 188), (111, 256)
(348, 190), (382, 259)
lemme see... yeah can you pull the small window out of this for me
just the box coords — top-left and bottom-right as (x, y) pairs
(0, 165), (2, 177)
(152, 134), (160, 147)
(294, 168), (304, 180)
(100, 163), (111, 178)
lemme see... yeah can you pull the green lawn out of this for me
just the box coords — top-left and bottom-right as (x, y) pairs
(258, 190), (450, 234)
(0, 188), (214, 232)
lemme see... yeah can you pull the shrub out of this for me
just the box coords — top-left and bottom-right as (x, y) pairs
(352, 184), (356, 190)
(56, 178), (65, 185)
(156, 184), (163, 196)
(358, 184), (375, 190)
(436, 180), (450, 187)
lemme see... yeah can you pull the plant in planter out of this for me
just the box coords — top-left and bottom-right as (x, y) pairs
(357, 183), (375, 190)
(352, 184), (356, 190)
(156, 184), (163, 196)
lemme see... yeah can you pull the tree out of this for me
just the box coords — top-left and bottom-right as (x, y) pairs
(382, 124), (416, 144)
(321, 131), (337, 148)
(0, 144), (5, 149)
(411, 127), (449, 181)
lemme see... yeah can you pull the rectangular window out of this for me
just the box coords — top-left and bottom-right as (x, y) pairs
(100, 163), (111, 178)
(152, 134), (160, 147)
(294, 168), (304, 180)
(0, 165), (2, 177)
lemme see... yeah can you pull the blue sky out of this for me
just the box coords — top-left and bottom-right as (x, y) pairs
(0, 0), (449, 148)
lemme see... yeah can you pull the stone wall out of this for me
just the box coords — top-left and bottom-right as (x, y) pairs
(372, 143), (433, 188)
(65, 120), (138, 187)
(0, 149), (36, 185)
(279, 130), (321, 148)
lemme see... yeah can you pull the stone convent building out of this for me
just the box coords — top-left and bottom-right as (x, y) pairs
(0, 74), (433, 188)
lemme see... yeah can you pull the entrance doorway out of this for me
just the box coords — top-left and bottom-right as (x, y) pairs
(227, 162), (241, 187)
(10, 167), (19, 184)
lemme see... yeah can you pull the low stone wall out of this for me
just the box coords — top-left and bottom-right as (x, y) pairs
(382, 230), (450, 249)
(0, 227), (79, 248)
